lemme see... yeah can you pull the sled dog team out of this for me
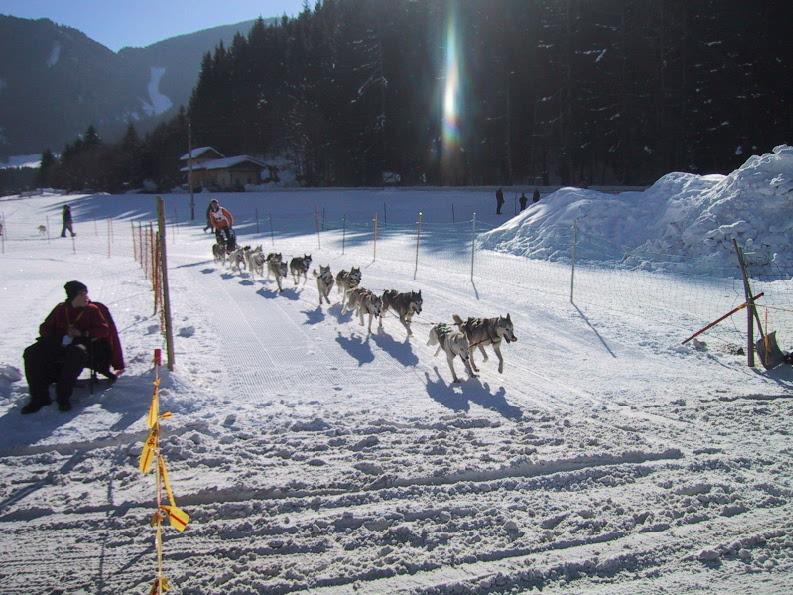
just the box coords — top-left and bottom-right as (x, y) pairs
(211, 244), (517, 383)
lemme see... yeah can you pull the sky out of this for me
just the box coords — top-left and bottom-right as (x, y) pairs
(1, 0), (307, 51)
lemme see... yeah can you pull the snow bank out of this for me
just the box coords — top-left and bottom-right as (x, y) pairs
(479, 145), (793, 275)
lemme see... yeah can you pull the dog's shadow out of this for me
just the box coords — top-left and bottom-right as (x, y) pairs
(328, 303), (353, 323)
(302, 306), (325, 325)
(279, 287), (300, 301)
(424, 367), (523, 420)
(335, 331), (374, 366)
(371, 330), (418, 367)
(220, 273), (236, 281)
(239, 279), (255, 286)
(256, 287), (281, 299)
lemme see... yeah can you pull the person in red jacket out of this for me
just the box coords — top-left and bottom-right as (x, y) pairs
(21, 280), (111, 414)
(208, 199), (236, 250)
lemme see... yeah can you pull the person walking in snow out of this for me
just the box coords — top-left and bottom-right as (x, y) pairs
(208, 199), (236, 250)
(61, 204), (75, 237)
(496, 188), (505, 214)
(519, 192), (528, 211)
(21, 281), (111, 414)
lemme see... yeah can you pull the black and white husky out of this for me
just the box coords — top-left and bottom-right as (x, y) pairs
(346, 287), (382, 334)
(427, 323), (476, 383)
(313, 265), (334, 305)
(452, 313), (517, 374)
(212, 242), (226, 264)
(379, 289), (423, 337)
(289, 254), (312, 285)
(336, 267), (362, 308)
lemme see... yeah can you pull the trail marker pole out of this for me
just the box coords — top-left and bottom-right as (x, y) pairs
(570, 220), (578, 303)
(414, 211), (422, 280)
(314, 206), (321, 250)
(268, 214), (274, 246)
(107, 219), (112, 258)
(255, 208), (260, 234)
(373, 213), (378, 262)
(470, 212), (476, 282)
(342, 215), (346, 255)
(452, 203), (455, 223)
(46, 215), (51, 244)
(157, 197), (175, 371)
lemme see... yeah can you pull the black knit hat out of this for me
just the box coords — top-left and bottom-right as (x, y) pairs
(64, 280), (88, 300)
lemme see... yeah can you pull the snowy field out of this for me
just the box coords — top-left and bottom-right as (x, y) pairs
(0, 176), (792, 592)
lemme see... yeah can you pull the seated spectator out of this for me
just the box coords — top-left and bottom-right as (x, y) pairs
(21, 281), (122, 414)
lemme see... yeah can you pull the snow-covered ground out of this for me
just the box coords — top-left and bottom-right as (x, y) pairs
(0, 160), (791, 593)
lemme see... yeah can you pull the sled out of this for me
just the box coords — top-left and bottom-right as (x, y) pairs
(755, 331), (786, 370)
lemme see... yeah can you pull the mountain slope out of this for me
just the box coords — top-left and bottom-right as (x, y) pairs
(0, 15), (274, 157)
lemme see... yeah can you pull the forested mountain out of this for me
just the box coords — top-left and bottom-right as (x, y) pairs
(184, 0), (793, 186)
(25, 0), (793, 192)
(0, 15), (270, 157)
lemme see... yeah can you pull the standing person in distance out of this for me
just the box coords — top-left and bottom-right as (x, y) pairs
(532, 188), (541, 204)
(519, 192), (528, 211)
(208, 199), (236, 251)
(61, 204), (75, 237)
(495, 187), (505, 215)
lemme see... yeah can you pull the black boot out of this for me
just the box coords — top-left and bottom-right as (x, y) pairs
(21, 396), (52, 414)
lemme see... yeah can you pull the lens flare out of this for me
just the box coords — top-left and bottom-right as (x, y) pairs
(441, 8), (461, 170)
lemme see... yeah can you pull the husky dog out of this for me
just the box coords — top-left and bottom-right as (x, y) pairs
(265, 252), (282, 280)
(37, 225), (47, 236)
(229, 246), (249, 273)
(268, 257), (288, 292)
(336, 267), (362, 308)
(380, 289), (423, 337)
(251, 248), (267, 278)
(313, 265), (334, 305)
(212, 242), (226, 264)
(289, 254), (312, 285)
(246, 245), (263, 274)
(452, 313), (517, 374)
(346, 287), (382, 333)
(427, 323), (476, 383)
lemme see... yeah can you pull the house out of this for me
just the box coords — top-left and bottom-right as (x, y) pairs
(180, 147), (270, 190)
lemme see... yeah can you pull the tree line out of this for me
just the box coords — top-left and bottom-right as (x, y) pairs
(21, 0), (793, 193)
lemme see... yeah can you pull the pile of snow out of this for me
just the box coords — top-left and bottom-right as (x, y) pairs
(479, 145), (793, 275)
(0, 154), (42, 169)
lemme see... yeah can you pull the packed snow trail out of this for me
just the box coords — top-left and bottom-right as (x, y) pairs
(0, 191), (790, 593)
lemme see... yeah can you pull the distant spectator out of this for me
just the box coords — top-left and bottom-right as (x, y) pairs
(61, 204), (75, 237)
(496, 188), (505, 215)
(532, 188), (541, 204)
(519, 193), (528, 211)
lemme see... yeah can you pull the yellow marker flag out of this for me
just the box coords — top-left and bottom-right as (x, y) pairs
(147, 380), (160, 428)
(139, 427), (158, 474)
(149, 576), (170, 594)
(161, 505), (190, 532)
(158, 457), (177, 508)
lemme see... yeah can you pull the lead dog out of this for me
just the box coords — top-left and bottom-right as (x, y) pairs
(313, 265), (334, 305)
(379, 289), (422, 337)
(251, 248), (266, 278)
(336, 267), (362, 308)
(346, 287), (382, 334)
(452, 313), (517, 374)
(289, 254), (312, 285)
(427, 323), (476, 383)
